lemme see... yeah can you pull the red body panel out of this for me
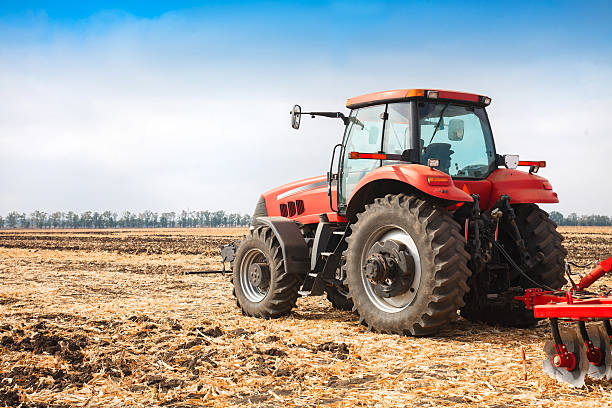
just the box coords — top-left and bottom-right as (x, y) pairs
(485, 169), (558, 208)
(262, 166), (557, 225)
(348, 164), (474, 205)
(452, 179), (492, 210)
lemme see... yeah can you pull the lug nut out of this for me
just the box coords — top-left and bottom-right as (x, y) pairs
(364, 259), (382, 280)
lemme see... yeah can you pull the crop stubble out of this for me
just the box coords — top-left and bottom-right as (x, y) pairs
(1, 227), (612, 407)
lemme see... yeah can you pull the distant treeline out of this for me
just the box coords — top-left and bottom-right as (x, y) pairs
(549, 212), (612, 226)
(1, 210), (610, 229)
(0, 210), (251, 229)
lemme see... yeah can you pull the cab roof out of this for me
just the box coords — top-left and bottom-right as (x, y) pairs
(346, 89), (490, 109)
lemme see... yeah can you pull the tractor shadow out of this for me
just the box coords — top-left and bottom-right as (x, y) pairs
(432, 317), (552, 344)
(290, 301), (359, 324)
(290, 303), (556, 348)
(291, 296), (548, 344)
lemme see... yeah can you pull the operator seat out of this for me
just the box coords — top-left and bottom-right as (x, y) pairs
(422, 143), (454, 174)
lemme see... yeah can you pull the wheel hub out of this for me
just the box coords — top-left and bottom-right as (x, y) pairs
(248, 263), (270, 289)
(363, 240), (415, 298)
(364, 253), (387, 282)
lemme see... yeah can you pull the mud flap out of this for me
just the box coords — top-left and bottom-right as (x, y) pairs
(255, 216), (310, 275)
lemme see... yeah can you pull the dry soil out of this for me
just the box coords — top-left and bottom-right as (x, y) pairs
(1, 227), (612, 407)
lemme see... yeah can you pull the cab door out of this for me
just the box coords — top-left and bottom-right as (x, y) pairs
(338, 105), (385, 212)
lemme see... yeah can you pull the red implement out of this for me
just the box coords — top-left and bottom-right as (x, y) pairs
(516, 256), (612, 386)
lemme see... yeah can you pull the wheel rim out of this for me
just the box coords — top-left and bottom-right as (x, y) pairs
(360, 226), (421, 313)
(239, 248), (269, 303)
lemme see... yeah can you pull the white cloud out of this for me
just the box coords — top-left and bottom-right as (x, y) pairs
(1, 11), (611, 217)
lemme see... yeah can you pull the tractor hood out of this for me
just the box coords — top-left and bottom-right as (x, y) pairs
(261, 175), (346, 224)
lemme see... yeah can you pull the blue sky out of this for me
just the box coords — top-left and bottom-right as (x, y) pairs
(1, 1), (611, 215)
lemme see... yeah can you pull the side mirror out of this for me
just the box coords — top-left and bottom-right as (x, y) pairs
(448, 119), (464, 141)
(290, 105), (301, 129)
(504, 154), (519, 169)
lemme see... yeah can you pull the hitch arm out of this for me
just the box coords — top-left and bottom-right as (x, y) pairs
(576, 255), (612, 290)
(498, 195), (535, 270)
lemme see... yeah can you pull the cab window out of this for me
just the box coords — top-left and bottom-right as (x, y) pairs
(382, 102), (411, 165)
(419, 103), (495, 178)
(339, 105), (385, 207)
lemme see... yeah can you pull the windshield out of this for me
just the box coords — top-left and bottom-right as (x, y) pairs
(418, 102), (495, 178)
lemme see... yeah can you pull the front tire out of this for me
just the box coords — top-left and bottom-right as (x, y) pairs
(344, 194), (471, 336)
(232, 227), (301, 318)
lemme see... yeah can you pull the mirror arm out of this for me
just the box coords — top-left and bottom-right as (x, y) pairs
(495, 154), (506, 167)
(303, 112), (349, 126)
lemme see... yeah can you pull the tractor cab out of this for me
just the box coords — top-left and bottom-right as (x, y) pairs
(291, 89), (501, 213)
(338, 95), (497, 210)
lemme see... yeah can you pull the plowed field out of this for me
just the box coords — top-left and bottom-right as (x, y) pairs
(1, 227), (612, 407)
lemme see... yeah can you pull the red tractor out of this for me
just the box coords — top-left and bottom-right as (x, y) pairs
(228, 88), (566, 336)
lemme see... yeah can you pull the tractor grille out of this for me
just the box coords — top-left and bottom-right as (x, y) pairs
(288, 201), (297, 217)
(279, 200), (305, 218)
(296, 200), (305, 215)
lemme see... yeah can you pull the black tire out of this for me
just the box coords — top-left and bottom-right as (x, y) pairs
(325, 285), (354, 311)
(344, 194), (471, 336)
(232, 227), (300, 318)
(515, 204), (567, 289)
(460, 204), (567, 327)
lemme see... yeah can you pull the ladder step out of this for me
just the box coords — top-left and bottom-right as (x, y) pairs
(298, 290), (311, 296)
(321, 252), (333, 257)
(333, 231), (345, 235)
(308, 272), (317, 278)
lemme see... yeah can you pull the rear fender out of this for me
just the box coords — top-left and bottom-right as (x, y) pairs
(346, 164), (473, 220)
(255, 216), (309, 275)
(486, 169), (559, 207)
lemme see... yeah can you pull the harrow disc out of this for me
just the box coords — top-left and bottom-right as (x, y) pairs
(586, 324), (612, 380)
(543, 328), (589, 387)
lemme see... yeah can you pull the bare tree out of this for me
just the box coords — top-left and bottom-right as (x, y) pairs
(50, 212), (62, 228)
(2, 208), (255, 229)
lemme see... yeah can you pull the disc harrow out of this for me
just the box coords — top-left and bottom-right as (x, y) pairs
(517, 255), (612, 387)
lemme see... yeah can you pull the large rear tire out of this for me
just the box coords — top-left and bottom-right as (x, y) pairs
(516, 204), (567, 289)
(232, 227), (301, 318)
(344, 194), (471, 336)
